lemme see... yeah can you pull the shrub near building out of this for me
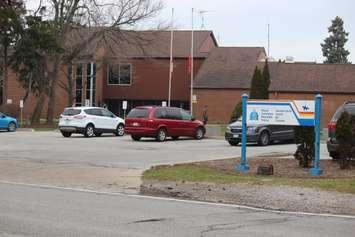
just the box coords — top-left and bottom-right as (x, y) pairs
(230, 62), (270, 122)
(294, 126), (314, 168)
(335, 111), (355, 169)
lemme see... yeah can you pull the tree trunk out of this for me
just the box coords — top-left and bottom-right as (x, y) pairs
(2, 46), (8, 104)
(31, 93), (46, 125)
(46, 58), (60, 125)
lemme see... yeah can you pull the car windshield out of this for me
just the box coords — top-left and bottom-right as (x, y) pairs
(345, 106), (355, 115)
(62, 108), (81, 116)
(127, 108), (149, 118)
(331, 105), (355, 121)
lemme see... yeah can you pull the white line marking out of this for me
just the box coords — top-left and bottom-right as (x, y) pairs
(0, 180), (354, 219)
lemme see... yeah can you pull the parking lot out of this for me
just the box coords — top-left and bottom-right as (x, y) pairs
(1, 131), (331, 169)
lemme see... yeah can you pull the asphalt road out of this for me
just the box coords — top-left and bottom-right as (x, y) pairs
(0, 182), (354, 237)
(0, 131), (330, 169)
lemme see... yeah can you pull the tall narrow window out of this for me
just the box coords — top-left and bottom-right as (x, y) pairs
(108, 64), (131, 85)
(86, 63), (96, 106)
(75, 65), (83, 106)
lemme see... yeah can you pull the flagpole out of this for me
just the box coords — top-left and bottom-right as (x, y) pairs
(168, 8), (174, 107)
(190, 8), (194, 115)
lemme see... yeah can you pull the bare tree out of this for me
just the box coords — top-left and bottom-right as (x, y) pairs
(33, 0), (164, 124)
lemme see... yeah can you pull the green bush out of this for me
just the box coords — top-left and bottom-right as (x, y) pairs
(294, 126), (314, 168)
(335, 112), (354, 169)
(230, 62), (270, 123)
(230, 101), (242, 123)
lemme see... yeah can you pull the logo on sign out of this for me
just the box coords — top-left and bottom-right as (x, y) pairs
(302, 105), (309, 111)
(249, 110), (259, 121)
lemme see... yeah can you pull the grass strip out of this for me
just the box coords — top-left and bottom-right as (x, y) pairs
(143, 165), (355, 194)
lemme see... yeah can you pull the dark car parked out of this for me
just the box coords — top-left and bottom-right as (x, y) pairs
(327, 101), (355, 159)
(225, 119), (295, 146)
(125, 106), (205, 142)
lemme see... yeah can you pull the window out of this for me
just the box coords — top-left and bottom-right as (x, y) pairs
(127, 108), (149, 118)
(345, 106), (355, 116)
(86, 63), (96, 106)
(101, 109), (115, 118)
(154, 108), (167, 119)
(180, 109), (192, 121)
(62, 109), (81, 116)
(84, 108), (102, 116)
(75, 65), (83, 106)
(166, 108), (182, 120)
(108, 64), (131, 85)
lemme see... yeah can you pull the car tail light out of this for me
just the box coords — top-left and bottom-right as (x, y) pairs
(328, 122), (336, 133)
(74, 114), (86, 119)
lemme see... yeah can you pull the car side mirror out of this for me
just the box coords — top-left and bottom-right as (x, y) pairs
(0, 115), (5, 118)
(111, 114), (115, 118)
(191, 117), (195, 121)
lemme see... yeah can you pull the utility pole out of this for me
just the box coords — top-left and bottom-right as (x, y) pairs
(190, 8), (194, 115)
(168, 8), (174, 107)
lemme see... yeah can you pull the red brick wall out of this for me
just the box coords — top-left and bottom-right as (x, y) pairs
(5, 66), (69, 121)
(270, 92), (355, 127)
(194, 89), (355, 127)
(194, 88), (248, 124)
(103, 58), (204, 101)
(4, 58), (204, 121)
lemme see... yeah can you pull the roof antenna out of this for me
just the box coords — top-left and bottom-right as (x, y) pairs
(267, 23), (270, 58)
(199, 10), (209, 29)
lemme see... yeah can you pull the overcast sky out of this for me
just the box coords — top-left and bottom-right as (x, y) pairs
(26, 0), (355, 63)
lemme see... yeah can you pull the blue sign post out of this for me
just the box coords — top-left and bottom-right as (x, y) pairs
(310, 94), (323, 176)
(236, 93), (249, 172)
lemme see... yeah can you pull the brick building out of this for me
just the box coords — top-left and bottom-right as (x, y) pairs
(194, 54), (355, 126)
(2, 29), (217, 120)
(2, 29), (355, 127)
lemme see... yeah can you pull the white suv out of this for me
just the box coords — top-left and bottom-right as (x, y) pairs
(58, 107), (125, 138)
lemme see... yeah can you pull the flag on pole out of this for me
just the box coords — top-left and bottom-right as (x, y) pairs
(187, 55), (192, 74)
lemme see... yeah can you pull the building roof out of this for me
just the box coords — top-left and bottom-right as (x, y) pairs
(64, 28), (217, 60)
(269, 62), (355, 93)
(193, 47), (266, 89)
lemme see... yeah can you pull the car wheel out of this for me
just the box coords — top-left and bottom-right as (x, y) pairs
(61, 131), (72, 137)
(258, 131), (270, 146)
(228, 140), (239, 146)
(7, 122), (16, 132)
(195, 127), (205, 140)
(156, 128), (167, 142)
(131, 135), (141, 141)
(84, 124), (95, 137)
(115, 123), (125, 136)
(94, 132), (102, 137)
(172, 136), (179, 140)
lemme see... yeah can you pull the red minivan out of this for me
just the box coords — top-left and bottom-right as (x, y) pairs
(124, 106), (206, 141)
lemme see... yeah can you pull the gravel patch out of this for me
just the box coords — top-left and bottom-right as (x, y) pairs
(141, 180), (355, 216)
